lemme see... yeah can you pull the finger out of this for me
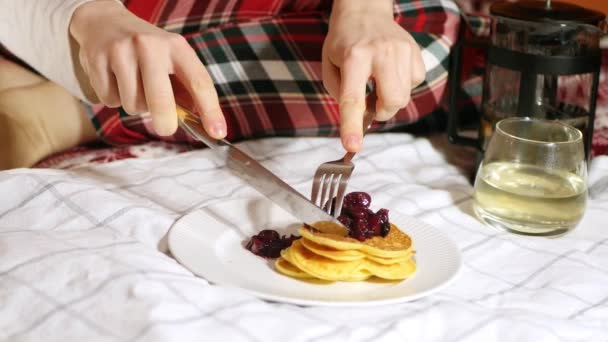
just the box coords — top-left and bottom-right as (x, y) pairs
(172, 40), (226, 139)
(339, 51), (372, 152)
(111, 47), (147, 115)
(78, 49), (89, 76)
(76, 49), (101, 103)
(139, 53), (177, 136)
(89, 56), (121, 107)
(373, 48), (408, 121)
(322, 49), (341, 100)
(408, 39), (426, 87)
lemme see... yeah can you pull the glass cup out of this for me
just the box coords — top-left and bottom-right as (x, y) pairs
(473, 117), (588, 236)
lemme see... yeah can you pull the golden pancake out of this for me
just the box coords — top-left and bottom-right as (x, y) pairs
(360, 258), (417, 280)
(301, 236), (414, 265)
(279, 247), (372, 281)
(274, 257), (313, 279)
(338, 269), (373, 281)
(367, 251), (414, 265)
(300, 238), (365, 261)
(272, 220), (416, 282)
(283, 240), (415, 281)
(299, 222), (412, 258)
(284, 240), (373, 281)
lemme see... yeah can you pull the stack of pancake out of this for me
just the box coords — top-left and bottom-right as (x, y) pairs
(275, 222), (416, 281)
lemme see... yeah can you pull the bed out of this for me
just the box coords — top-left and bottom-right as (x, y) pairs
(1, 133), (607, 341)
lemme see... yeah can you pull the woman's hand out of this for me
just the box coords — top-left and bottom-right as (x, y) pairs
(322, 0), (426, 152)
(69, 0), (226, 138)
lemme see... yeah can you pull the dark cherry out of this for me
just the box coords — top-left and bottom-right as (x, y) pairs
(353, 217), (368, 231)
(351, 228), (367, 241)
(380, 221), (391, 237)
(375, 208), (391, 237)
(343, 192), (371, 209)
(247, 192), (391, 255)
(377, 208), (389, 223)
(247, 236), (265, 255)
(347, 207), (369, 219)
(335, 192), (391, 241)
(257, 230), (280, 240)
(246, 229), (300, 258)
(337, 214), (353, 227)
(367, 215), (382, 236)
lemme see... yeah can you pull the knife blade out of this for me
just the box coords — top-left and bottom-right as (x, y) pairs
(176, 106), (349, 236)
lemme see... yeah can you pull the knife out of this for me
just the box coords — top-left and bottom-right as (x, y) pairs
(176, 106), (349, 236)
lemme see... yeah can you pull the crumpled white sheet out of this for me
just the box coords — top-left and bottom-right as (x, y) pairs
(1, 134), (607, 342)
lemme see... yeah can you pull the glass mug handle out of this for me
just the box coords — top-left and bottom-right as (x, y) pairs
(447, 32), (488, 150)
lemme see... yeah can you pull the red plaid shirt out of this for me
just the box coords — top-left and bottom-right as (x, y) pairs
(87, 0), (461, 145)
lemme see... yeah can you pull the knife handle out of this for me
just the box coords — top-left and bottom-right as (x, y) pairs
(176, 106), (229, 150)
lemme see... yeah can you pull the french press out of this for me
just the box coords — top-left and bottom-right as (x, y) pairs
(448, 0), (606, 158)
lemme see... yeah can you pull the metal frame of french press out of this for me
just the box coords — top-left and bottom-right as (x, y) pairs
(447, 21), (603, 162)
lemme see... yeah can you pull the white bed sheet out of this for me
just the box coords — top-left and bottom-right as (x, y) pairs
(1, 134), (607, 341)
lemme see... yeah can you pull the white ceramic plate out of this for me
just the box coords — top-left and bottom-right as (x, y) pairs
(168, 198), (462, 307)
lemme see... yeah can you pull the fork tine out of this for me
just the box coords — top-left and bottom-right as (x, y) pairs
(327, 174), (341, 215)
(311, 171), (324, 205)
(333, 173), (351, 218)
(319, 173), (333, 211)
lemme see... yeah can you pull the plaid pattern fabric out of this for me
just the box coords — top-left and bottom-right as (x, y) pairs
(89, 0), (461, 145)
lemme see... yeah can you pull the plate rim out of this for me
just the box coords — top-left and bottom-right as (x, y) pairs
(168, 198), (462, 307)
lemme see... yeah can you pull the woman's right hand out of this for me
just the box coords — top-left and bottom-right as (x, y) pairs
(69, 0), (226, 138)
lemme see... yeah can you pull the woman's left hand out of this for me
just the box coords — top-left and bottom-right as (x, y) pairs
(322, 0), (426, 152)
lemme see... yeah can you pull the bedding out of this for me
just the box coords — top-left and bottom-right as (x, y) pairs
(3, 134), (608, 341)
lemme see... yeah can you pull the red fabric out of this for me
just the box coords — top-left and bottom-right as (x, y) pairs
(85, 0), (459, 147)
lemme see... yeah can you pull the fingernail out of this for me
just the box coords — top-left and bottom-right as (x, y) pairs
(345, 134), (362, 149)
(212, 122), (226, 138)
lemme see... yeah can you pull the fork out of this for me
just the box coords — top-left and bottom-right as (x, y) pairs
(310, 93), (377, 217)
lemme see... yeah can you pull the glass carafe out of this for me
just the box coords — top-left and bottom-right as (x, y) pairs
(480, 12), (604, 152)
(448, 0), (605, 161)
